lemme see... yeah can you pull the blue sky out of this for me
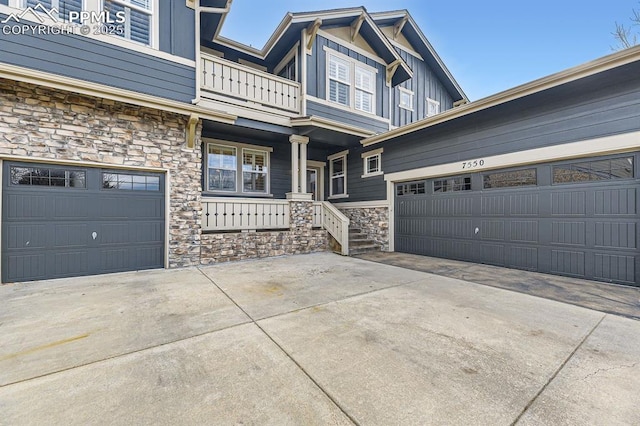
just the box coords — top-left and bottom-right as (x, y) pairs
(220, 0), (638, 101)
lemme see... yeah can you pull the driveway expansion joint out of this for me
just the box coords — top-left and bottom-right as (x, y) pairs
(196, 267), (360, 426)
(510, 314), (607, 425)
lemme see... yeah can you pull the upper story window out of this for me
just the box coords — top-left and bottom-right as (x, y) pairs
(5, 0), (155, 47)
(328, 150), (348, 199)
(354, 67), (374, 113)
(328, 55), (350, 106)
(362, 148), (383, 178)
(398, 87), (414, 111)
(426, 98), (440, 117)
(104, 0), (153, 46)
(205, 141), (271, 195)
(25, 0), (82, 22)
(327, 49), (377, 115)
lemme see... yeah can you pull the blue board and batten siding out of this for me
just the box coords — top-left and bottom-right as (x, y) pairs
(344, 62), (640, 202)
(0, 1), (195, 102)
(307, 35), (389, 123)
(391, 49), (454, 128)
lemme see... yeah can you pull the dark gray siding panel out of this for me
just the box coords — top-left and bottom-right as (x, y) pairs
(391, 49), (454, 127)
(307, 35), (389, 120)
(0, 13), (195, 102)
(159, 0), (195, 60)
(383, 67), (640, 175)
(336, 144), (387, 202)
(342, 62), (640, 204)
(307, 101), (389, 134)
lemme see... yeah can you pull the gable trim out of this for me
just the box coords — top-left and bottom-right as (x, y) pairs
(318, 29), (386, 65)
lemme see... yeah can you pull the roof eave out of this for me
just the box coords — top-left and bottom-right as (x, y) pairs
(361, 45), (640, 147)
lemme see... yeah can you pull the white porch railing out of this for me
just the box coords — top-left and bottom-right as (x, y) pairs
(318, 201), (350, 256)
(201, 198), (350, 255)
(312, 202), (323, 227)
(201, 53), (301, 113)
(202, 198), (290, 232)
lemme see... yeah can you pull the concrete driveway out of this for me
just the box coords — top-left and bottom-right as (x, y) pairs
(1, 253), (639, 425)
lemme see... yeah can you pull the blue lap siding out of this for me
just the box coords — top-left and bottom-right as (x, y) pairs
(0, 2), (195, 103)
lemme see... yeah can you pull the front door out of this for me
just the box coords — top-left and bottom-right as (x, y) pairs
(307, 167), (322, 201)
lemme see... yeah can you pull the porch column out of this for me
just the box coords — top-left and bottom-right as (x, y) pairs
(291, 138), (299, 193)
(299, 139), (308, 194)
(287, 134), (312, 200)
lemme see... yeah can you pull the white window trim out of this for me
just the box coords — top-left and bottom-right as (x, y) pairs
(0, 1), (175, 63)
(426, 97), (441, 117)
(361, 147), (384, 178)
(398, 87), (414, 111)
(274, 42), (299, 81)
(328, 149), (349, 199)
(324, 47), (378, 116)
(204, 139), (273, 197)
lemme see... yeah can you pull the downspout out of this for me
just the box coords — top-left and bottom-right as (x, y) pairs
(192, 1), (232, 104)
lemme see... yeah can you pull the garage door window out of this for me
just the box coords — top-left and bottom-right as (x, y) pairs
(397, 182), (425, 196)
(433, 176), (471, 193)
(102, 172), (160, 191)
(10, 166), (86, 188)
(483, 168), (537, 189)
(553, 156), (633, 184)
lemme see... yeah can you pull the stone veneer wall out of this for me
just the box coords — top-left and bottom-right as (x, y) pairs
(201, 201), (328, 263)
(0, 79), (202, 267)
(339, 206), (389, 251)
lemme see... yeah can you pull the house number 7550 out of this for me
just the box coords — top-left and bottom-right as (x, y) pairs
(462, 159), (485, 169)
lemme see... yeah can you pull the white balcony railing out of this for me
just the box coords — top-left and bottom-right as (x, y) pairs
(202, 198), (290, 232)
(200, 53), (301, 114)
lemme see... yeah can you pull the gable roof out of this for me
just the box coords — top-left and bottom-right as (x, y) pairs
(201, 5), (414, 86)
(361, 44), (640, 147)
(370, 10), (467, 102)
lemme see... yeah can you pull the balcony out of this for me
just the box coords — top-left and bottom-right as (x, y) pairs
(200, 53), (301, 116)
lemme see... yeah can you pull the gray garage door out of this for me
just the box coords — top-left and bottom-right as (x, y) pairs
(2, 162), (165, 283)
(395, 153), (640, 286)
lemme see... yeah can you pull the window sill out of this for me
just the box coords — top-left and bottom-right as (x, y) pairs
(362, 171), (384, 178)
(398, 105), (414, 112)
(328, 194), (349, 200)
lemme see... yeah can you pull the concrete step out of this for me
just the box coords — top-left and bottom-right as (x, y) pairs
(349, 244), (380, 255)
(349, 238), (378, 247)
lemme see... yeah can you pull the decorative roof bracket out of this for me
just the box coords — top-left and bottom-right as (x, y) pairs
(306, 18), (322, 52)
(386, 59), (401, 85)
(350, 13), (366, 42)
(393, 15), (408, 39)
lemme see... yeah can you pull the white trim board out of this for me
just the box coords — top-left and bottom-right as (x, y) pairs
(385, 131), (640, 183)
(0, 63), (237, 124)
(331, 200), (387, 209)
(364, 44), (640, 146)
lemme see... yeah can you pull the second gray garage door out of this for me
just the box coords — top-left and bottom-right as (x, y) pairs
(395, 153), (639, 286)
(2, 162), (165, 283)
